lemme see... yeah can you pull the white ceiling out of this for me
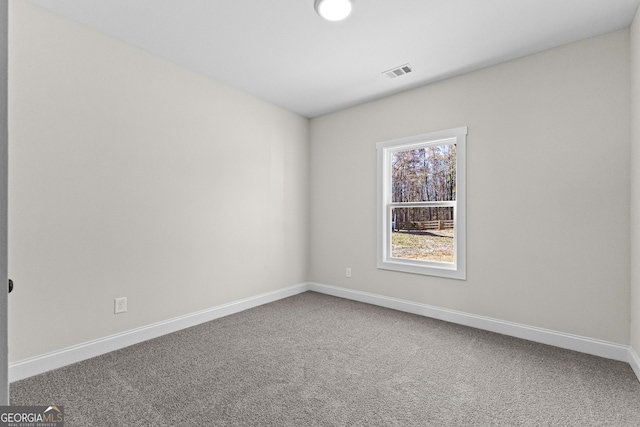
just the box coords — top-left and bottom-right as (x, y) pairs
(28, 0), (640, 118)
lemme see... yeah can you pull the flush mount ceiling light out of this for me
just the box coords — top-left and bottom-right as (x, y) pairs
(315, 0), (354, 21)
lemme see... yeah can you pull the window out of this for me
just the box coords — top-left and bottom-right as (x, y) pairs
(377, 127), (466, 279)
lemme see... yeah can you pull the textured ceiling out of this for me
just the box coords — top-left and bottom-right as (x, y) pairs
(28, 0), (640, 117)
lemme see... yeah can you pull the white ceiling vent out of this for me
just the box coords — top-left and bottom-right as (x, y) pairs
(383, 63), (414, 79)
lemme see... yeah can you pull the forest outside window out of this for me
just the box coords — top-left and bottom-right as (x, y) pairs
(377, 127), (466, 279)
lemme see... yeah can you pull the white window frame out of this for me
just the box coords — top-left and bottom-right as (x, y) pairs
(376, 126), (466, 280)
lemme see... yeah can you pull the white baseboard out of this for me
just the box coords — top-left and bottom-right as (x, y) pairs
(630, 346), (640, 381)
(11, 281), (639, 384)
(308, 282), (635, 369)
(9, 283), (310, 382)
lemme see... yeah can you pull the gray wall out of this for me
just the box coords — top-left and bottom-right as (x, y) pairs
(310, 30), (631, 344)
(631, 7), (640, 358)
(0, 0), (7, 404)
(8, 2), (309, 362)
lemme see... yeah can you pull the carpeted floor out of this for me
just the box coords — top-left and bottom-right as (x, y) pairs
(10, 291), (640, 426)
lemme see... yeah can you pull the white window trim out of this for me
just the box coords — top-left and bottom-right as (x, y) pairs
(376, 126), (467, 280)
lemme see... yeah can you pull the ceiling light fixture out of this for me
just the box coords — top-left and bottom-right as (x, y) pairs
(314, 0), (354, 22)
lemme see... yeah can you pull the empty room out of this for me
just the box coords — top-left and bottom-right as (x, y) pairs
(3, 0), (640, 425)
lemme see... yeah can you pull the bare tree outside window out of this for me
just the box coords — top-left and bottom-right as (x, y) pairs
(390, 145), (456, 262)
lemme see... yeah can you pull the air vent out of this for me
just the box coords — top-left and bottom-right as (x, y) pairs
(383, 63), (414, 79)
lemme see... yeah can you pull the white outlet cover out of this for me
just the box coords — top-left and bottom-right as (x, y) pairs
(114, 297), (127, 314)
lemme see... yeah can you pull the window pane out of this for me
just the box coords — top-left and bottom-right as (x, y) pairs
(391, 207), (454, 263)
(391, 144), (456, 202)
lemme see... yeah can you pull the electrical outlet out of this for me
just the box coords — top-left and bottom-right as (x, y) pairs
(346, 268), (352, 278)
(114, 297), (127, 314)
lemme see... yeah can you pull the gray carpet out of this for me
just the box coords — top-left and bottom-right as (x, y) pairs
(10, 291), (640, 426)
